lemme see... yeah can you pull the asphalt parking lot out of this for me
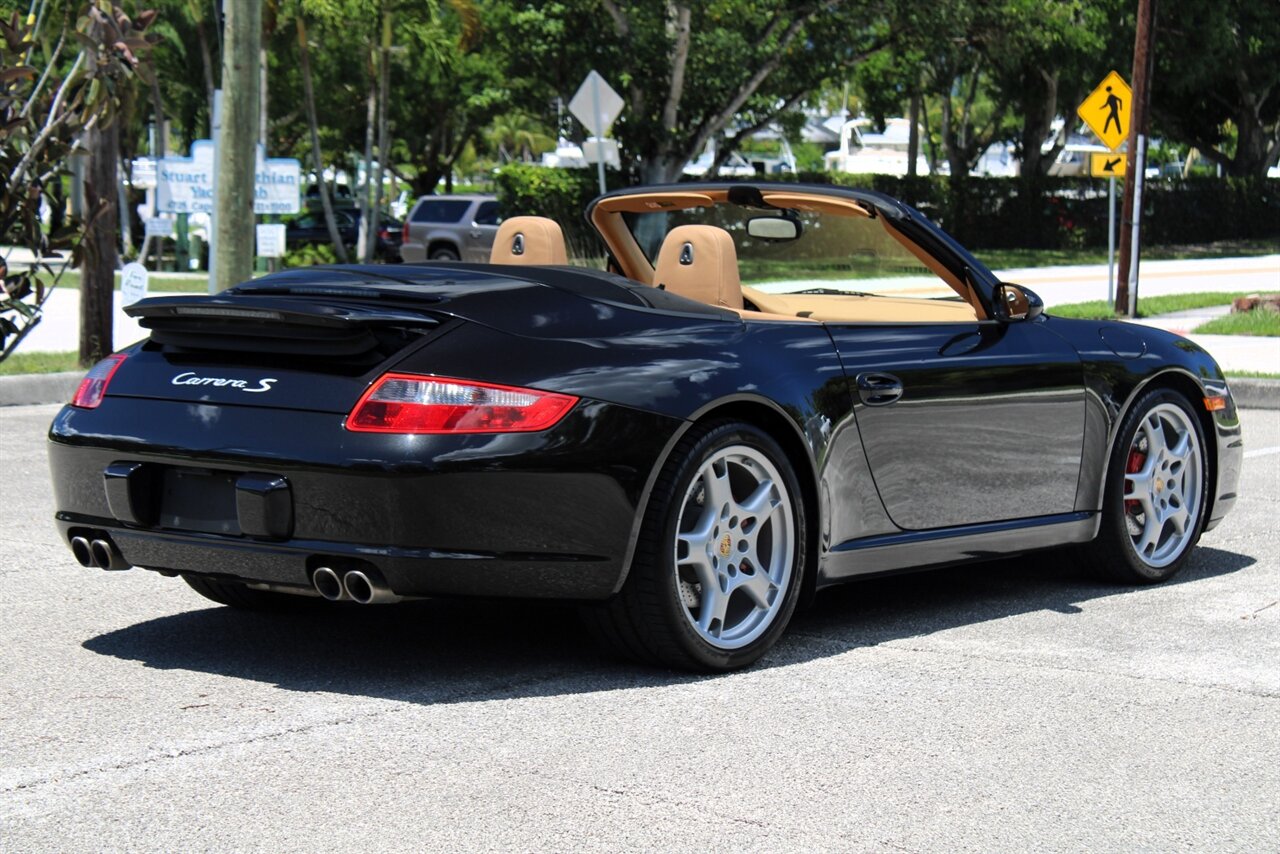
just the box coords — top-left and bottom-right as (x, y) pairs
(1, 403), (1276, 851)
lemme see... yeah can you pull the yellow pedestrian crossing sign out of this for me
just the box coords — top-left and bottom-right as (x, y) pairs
(1078, 71), (1132, 151)
(1090, 152), (1127, 178)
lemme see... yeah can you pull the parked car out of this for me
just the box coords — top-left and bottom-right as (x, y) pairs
(284, 209), (403, 261)
(399, 194), (503, 262)
(49, 182), (1241, 672)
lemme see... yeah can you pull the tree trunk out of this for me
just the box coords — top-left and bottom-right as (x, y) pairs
(1230, 109), (1275, 177)
(138, 73), (167, 265)
(80, 119), (118, 367)
(907, 90), (921, 178)
(195, 16), (217, 122)
(1018, 70), (1059, 177)
(367, 9), (391, 263)
(214, 0), (262, 291)
(116, 157), (132, 258)
(358, 57), (376, 261)
(640, 158), (683, 185)
(296, 17), (348, 262)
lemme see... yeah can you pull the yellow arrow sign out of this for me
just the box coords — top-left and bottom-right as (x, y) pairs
(1090, 152), (1127, 178)
(1078, 71), (1132, 151)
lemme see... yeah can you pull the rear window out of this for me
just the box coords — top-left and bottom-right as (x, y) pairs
(410, 199), (473, 224)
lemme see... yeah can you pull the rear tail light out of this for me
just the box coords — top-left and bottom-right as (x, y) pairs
(71, 354), (127, 409)
(346, 374), (578, 434)
(401, 221), (410, 243)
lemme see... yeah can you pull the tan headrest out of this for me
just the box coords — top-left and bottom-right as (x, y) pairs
(489, 216), (569, 265)
(652, 225), (743, 310)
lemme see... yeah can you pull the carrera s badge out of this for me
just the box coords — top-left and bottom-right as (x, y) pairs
(171, 372), (278, 393)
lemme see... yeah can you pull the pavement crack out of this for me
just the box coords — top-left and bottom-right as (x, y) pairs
(786, 631), (1280, 700)
(0, 668), (574, 797)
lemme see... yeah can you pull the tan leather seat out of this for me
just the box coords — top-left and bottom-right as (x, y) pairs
(489, 216), (569, 265)
(652, 225), (744, 310)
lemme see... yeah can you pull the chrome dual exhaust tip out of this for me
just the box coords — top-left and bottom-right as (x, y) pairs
(312, 566), (346, 601)
(70, 536), (93, 567)
(342, 569), (401, 605)
(71, 535), (130, 571)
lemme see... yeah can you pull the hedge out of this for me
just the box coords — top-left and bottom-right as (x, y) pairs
(495, 163), (1280, 253)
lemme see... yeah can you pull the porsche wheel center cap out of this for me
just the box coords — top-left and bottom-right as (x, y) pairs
(1155, 477), (1164, 493)
(718, 533), (732, 558)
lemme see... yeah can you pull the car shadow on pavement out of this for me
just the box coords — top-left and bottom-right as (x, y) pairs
(82, 545), (1255, 703)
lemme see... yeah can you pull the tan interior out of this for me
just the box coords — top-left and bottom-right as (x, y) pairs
(653, 225), (744, 310)
(758, 192), (872, 218)
(742, 287), (977, 322)
(490, 216), (568, 265)
(592, 192), (719, 214)
(589, 188), (986, 323)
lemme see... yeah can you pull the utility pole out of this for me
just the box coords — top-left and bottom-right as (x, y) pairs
(212, 0), (262, 292)
(1115, 0), (1156, 317)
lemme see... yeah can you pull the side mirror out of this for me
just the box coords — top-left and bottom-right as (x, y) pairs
(994, 283), (1043, 322)
(746, 215), (801, 241)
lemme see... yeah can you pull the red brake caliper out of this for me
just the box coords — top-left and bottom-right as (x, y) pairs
(1124, 449), (1145, 514)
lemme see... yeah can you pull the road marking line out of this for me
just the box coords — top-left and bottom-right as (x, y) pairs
(1243, 446), (1280, 459)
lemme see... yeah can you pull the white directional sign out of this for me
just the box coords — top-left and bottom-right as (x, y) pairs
(255, 223), (287, 258)
(569, 70), (624, 137)
(144, 217), (174, 238)
(157, 140), (302, 215)
(120, 262), (149, 306)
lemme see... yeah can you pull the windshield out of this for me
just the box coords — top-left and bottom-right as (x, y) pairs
(622, 204), (962, 300)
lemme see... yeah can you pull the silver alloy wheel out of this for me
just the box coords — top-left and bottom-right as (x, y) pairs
(673, 445), (795, 649)
(1123, 402), (1203, 568)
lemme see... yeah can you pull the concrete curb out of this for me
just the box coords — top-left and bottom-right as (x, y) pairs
(1227, 378), (1280, 411)
(0, 371), (82, 407)
(2, 370), (1277, 409)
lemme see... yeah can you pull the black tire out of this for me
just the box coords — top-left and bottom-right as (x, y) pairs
(1080, 387), (1209, 584)
(582, 420), (807, 672)
(428, 245), (460, 261)
(183, 575), (324, 613)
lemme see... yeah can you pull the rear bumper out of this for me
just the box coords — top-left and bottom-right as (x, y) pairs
(55, 518), (624, 599)
(49, 396), (682, 599)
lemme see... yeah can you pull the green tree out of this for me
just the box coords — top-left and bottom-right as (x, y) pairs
(1150, 0), (1280, 177)
(495, 1), (892, 184)
(1, 4), (157, 364)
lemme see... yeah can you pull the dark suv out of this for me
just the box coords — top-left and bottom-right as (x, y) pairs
(400, 194), (503, 262)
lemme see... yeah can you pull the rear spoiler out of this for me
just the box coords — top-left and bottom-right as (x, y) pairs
(127, 295), (440, 357)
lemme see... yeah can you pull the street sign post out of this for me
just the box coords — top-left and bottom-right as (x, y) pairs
(569, 71), (624, 194)
(1077, 71), (1132, 152)
(1079, 72), (1133, 308)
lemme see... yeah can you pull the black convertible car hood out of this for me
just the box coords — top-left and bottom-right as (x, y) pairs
(224, 263), (736, 333)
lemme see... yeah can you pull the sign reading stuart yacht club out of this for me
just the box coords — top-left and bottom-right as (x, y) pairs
(156, 140), (302, 215)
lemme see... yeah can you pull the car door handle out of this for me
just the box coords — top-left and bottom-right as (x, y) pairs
(856, 372), (903, 406)
(470, 229), (482, 238)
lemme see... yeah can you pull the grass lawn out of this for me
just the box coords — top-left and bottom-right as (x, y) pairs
(0, 350), (82, 375)
(1225, 370), (1280, 379)
(976, 238), (1278, 271)
(1195, 310), (1280, 336)
(1047, 291), (1258, 320)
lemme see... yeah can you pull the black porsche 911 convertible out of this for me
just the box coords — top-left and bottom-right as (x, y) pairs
(49, 183), (1242, 671)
